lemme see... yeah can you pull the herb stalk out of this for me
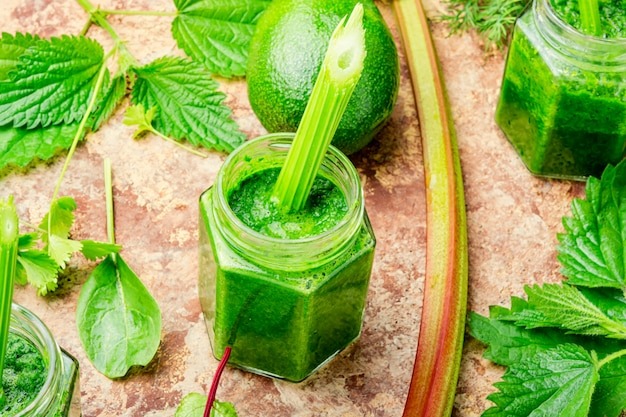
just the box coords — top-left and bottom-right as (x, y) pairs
(578, 0), (602, 36)
(272, 3), (366, 212)
(393, 0), (468, 416)
(0, 197), (20, 407)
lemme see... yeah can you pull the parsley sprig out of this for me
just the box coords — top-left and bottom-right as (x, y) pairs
(471, 160), (626, 417)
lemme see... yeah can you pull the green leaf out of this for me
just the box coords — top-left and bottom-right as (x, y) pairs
(0, 123), (83, 171)
(76, 255), (161, 378)
(509, 283), (626, 338)
(89, 73), (127, 131)
(0, 32), (40, 81)
(483, 344), (599, 417)
(39, 196), (77, 241)
(557, 161), (626, 291)
(175, 394), (239, 417)
(123, 104), (157, 138)
(0, 35), (107, 129)
(47, 234), (82, 269)
(172, 0), (269, 78)
(16, 250), (59, 296)
(468, 309), (574, 367)
(79, 240), (122, 261)
(592, 354), (626, 417)
(130, 56), (245, 152)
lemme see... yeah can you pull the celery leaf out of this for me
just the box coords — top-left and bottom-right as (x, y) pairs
(172, 0), (269, 77)
(483, 344), (599, 417)
(0, 35), (107, 129)
(80, 240), (122, 261)
(0, 32), (40, 81)
(0, 123), (82, 171)
(130, 56), (245, 152)
(558, 162), (626, 291)
(16, 249), (59, 296)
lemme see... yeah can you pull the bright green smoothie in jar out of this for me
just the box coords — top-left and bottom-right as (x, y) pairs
(495, 0), (626, 179)
(199, 134), (375, 382)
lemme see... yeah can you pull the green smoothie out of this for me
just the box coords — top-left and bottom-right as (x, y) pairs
(1, 333), (46, 416)
(199, 143), (375, 382)
(495, 0), (626, 179)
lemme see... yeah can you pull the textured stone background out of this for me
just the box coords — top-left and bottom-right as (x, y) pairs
(0, 0), (586, 416)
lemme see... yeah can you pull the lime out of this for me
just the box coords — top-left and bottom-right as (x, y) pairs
(246, 0), (400, 155)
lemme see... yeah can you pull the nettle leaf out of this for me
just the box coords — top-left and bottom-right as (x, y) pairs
(131, 56), (245, 152)
(0, 123), (82, 171)
(509, 283), (626, 338)
(89, 73), (127, 131)
(0, 34), (107, 129)
(557, 161), (626, 290)
(172, 0), (270, 78)
(592, 353), (626, 417)
(16, 249), (59, 296)
(76, 255), (161, 378)
(483, 344), (599, 417)
(0, 32), (40, 81)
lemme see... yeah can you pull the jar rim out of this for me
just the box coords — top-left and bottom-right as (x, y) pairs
(539, 0), (626, 44)
(212, 132), (365, 270)
(10, 303), (63, 416)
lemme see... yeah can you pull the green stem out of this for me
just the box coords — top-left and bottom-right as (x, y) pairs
(598, 348), (626, 369)
(103, 157), (118, 268)
(578, 0), (602, 36)
(0, 197), (20, 407)
(76, 0), (123, 44)
(48, 48), (113, 252)
(272, 4), (366, 213)
(99, 9), (177, 17)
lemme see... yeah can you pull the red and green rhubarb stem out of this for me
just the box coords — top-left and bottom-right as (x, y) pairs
(393, 1), (468, 416)
(0, 197), (20, 407)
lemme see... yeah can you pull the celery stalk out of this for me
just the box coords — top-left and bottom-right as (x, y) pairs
(272, 3), (366, 212)
(0, 197), (19, 407)
(392, 0), (468, 416)
(579, 0), (602, 36)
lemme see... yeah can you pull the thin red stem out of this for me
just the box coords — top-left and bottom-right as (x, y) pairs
(203, 346), (232, 417)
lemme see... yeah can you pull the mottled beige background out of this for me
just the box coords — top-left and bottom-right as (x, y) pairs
(0, 0), (585, 416)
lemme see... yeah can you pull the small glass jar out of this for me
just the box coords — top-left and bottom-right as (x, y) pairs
(198, 133), (376, 382)
(4, 303), (81, 416)
(495, 0), (626, 180)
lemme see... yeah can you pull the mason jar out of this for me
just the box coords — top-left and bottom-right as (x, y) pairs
(198, 133), (376, 382)
(495, 0), (626, 180)
(3, 303), (81, 416)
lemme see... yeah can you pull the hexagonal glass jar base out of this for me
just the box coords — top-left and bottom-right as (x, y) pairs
(198, 187), (375, 382)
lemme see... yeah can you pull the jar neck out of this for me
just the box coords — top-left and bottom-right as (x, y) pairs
(11, 303), (65, 417)
(212, 133), (364, 271)
(533, 0), (626, 69)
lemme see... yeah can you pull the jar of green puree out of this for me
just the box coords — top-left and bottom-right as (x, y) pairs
(2, 303), (81, 416)
(495, 0), (626, 180)
(198, 132), (376, 382)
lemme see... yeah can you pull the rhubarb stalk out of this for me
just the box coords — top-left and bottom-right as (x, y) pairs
(392, 1), (468, 416)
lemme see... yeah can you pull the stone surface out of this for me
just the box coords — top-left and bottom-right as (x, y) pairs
(0, 0), (587, 416)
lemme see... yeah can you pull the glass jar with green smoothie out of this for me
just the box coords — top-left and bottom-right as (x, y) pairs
(199, 4), (374, 382)
(2, 303), (81, 416)
(198, 133), (375, 382)
(495, 0), (626, 180)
